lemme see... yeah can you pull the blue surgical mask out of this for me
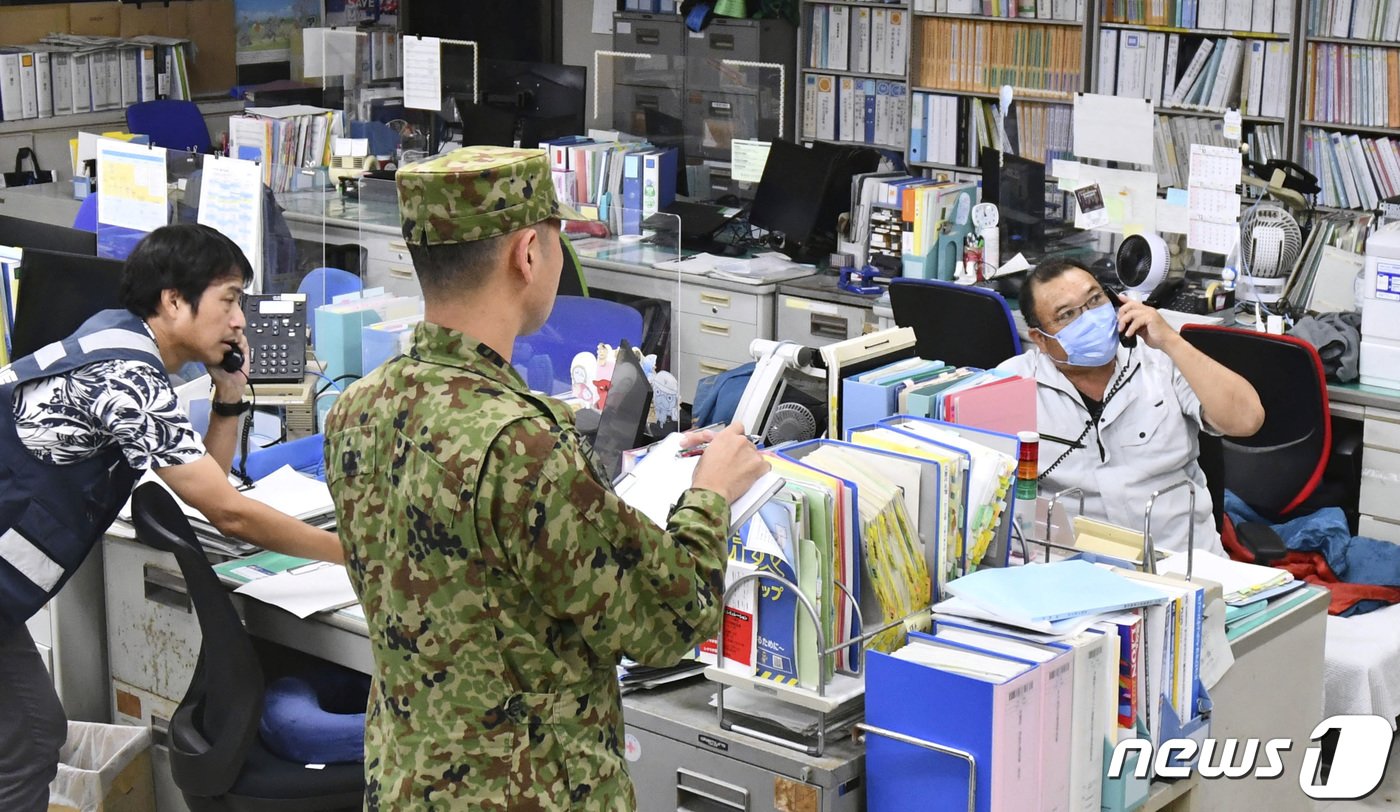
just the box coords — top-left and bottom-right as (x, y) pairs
(1044, 302), (1121, 367)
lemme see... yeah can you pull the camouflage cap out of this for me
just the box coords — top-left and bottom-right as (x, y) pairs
(397, 146), (587, 246)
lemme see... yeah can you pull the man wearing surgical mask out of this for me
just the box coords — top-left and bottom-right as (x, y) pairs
(997, 259), (1264, 556)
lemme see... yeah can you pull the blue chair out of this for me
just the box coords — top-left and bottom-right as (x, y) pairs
(297, 267), (363, 346)
(514, 296), (644, 395)
(73, 194), (98, 232)
(237, 433), (328, 482)
(890, 278), (1023, 370)
(126, 99), (212, 153)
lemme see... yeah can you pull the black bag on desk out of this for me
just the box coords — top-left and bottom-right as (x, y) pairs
(1, 148), (55, 188)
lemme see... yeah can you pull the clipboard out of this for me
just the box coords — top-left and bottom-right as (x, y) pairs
(614, 433), (785, 532)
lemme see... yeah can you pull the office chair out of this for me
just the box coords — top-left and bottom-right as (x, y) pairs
(73, 194), (98, 232)
(889, 278), (1023, 369)
(126, 100), (213, 153)
(1179, 324), (1343, 561)
(129, 483), (363, 812)
(514, 296), (644, 395)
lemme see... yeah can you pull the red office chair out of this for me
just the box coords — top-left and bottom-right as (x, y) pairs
(1179, 324), (1334, 562)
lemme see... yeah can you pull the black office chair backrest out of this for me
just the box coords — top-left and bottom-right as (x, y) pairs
(889, 278), (1023, 370)
(130, 482), (265, 800)
(1180, 325), (1331, 517)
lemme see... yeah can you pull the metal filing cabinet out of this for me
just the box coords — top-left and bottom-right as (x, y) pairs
(610, 13), (795, 201)
(684, 17), (795, 198)
(612, 12), (687, 147)
(623, 682), (865, 812)
(1359, 405), (1400, 543)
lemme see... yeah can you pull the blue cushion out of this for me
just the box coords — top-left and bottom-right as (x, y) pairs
(258, 668), (369, 765)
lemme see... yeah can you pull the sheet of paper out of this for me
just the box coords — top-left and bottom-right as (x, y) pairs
(1197, 597), (1236, 689)
(731, 139), (772, 184)
(234, 561), (358, 619)
(332, 137), (369, 157)
(197, 154), (265, 281)
(96, 138), (168, 233)
(402, 35), (442, 111)
(594, 0), (618, 34)
(1053, 161), (1159, 234)
(303, 28), (359, 78)
(1071, 93), (1155, 166)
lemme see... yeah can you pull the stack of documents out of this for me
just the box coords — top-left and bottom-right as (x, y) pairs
(116, 465), (336, 556)
(618, 657), (706, 694)
(213, 550), (357, 619)
(856, 417), (1021, 575)
(842, 358), (1036, 438)
(945, 560), (1168, 624)
(614, 433), (785, 533)
(1157, 550), (1297, 606)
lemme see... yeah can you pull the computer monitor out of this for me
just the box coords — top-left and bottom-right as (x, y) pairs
(748, 140), (879, 263)
(9, 248), (126, 359)
(980, 148), (1046, 257)
(0, 214), (97, 256)
(445, 58), (586, 149)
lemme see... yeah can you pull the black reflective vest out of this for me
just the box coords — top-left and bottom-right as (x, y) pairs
(0, 309), (168, 632)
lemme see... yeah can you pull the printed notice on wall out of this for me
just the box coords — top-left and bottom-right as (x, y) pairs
(198, 154), (266, 287)
(402, 35), (442, 112)
(96, 138), (169, 234)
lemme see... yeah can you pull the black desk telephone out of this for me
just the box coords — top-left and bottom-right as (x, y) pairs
(227, 294), (308, 383)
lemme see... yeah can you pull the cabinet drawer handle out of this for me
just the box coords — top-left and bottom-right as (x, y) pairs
(388, 240), (408, 252)
(699, 293), (731, 308)
(635, 28), (660, 45)
(699, 321), (731, 337)
(676, 768), (747, 809)
(811, 313), (849, 340)
(699, 361), (731, 376)
(143, 564), (190, 613)
(709, 33), (736, 51)
(388, 264), (415, 279)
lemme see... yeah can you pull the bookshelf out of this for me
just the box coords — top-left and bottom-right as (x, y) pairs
(1293, 0), (1400, 210)
(1092, 5), (1297, 180)
(799, 1), (914, 152)
(905, 5), (1090, 174)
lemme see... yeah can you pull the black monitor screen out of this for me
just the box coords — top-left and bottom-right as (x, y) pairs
(0, 215), (97, 256)
(445, 58), (586, 149)
(10, 248), (126, 359)
(980, 148), (1046, 256)
(749, 140), (879, 263)
(748, 140), (832, 257)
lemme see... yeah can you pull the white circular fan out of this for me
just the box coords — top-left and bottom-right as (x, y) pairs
(764, 402), (819, 445)
(1238, 203), (1303, 305)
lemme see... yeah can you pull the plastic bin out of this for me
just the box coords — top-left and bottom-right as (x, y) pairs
(48, 722), (154, 812)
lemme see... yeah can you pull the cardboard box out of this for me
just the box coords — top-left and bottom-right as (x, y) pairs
(68, 2), (120, 37)
(0, 6), (71, 46)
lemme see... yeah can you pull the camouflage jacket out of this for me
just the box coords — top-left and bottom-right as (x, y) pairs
(323, 321), (730, 811)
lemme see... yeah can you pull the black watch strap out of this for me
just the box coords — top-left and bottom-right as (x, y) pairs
(211, 399), (251, 417)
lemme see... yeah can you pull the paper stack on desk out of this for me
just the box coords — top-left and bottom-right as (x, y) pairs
(216, 551), (358, 618)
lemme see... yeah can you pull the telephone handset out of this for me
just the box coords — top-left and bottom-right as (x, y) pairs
(219, 345), (244, 374)
(1106, 286), (1137, 349)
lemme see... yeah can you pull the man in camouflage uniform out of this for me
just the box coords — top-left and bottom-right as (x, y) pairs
(323, 146), (768, 810)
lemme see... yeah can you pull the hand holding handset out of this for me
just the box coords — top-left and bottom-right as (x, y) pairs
(1106, 286), (1137, 349)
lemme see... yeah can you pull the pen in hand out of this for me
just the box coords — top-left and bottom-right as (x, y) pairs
(680, 434), (762, 457)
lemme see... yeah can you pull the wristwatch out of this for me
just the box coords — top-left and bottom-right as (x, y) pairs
(210, 399), (252, 417)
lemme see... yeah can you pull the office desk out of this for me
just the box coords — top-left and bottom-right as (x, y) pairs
(1327, 381), (1400, 544)
(105, 527), (1329, 812)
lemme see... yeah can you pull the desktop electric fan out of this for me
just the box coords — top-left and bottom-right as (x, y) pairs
(1115, 233), (1178, 301)
(1237, 203), (1303, 305)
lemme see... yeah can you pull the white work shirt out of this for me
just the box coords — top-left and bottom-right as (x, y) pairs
(998, 344), (1224, 557)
